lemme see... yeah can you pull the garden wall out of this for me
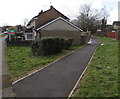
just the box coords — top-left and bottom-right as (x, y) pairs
(6, 41), (32, 46)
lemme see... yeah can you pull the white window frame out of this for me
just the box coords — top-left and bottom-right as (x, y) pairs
(25, 33), (33, 40)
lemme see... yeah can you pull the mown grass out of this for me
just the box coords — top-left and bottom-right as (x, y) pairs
(6, 44), (83, 81)
(73, 37), (119, 97)
(0, 34), (7, 37)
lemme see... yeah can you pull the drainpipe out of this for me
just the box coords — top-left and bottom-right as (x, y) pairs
(39, 31), (41, 38)
(33, 29), (36, 40)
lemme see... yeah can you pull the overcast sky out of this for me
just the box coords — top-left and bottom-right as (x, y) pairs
(0, 0), (119, 26)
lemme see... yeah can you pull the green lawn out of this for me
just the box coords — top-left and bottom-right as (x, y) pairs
(73, 37), (119, 97)
(0, 34), (7, 37)
(6, 45), (82, 81)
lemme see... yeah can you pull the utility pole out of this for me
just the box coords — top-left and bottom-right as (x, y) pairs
(0, 37), (15, 98)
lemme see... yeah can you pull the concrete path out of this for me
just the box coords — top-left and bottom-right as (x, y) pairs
(13, 37), (98, 97)
(0, 36), (15, 98)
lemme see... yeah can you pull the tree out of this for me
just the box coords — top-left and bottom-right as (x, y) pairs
(23, 18), (28, 32)
(76, 4), (109, 34)
(23, 18), (28, 27)
(15, 25), (24, 32)
(101, 17), (107, 31)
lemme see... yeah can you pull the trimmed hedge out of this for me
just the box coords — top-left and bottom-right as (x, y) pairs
(31, 37), (73, 56)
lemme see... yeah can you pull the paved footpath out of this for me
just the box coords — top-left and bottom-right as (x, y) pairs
(13, 38), (98, 97)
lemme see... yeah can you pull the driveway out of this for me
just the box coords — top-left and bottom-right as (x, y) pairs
(13, 37), (98, 97)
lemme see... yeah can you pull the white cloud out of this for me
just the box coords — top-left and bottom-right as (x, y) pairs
(91, 0), (103, 9)
(0, 0), (119, 26)
(108, 9), (118, 24)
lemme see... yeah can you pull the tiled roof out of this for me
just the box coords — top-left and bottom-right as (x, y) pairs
(37, 17), (83, 32)
(113, 21), (120, 26)
(27, 6), (69, 26)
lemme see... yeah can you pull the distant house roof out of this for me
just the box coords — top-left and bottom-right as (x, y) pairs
(0, 27), (2, 33)
(113, 21), (120, 26)
(27, 6), (70, 26)
(37, 17), (83, 32)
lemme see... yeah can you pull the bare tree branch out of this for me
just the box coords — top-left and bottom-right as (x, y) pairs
(75, 4), (109, 33)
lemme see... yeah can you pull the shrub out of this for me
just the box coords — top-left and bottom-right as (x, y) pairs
(31, 37), (73, 56)
(63, 38), (73, 50)
(31, 39), (42, 56)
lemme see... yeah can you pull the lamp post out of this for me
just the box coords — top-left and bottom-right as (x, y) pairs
(1, 37), (15, 98)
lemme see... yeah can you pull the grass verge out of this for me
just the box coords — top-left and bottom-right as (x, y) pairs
(6, 44), (83, 82)
(72, 37), (118, 97)
(0, 34), (7, 37)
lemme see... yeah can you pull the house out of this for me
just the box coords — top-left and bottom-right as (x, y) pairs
(24, 28), (33, 40)
(107, 21), (120, 39)
(27, 6), (69, 30)
(0, 27), (2, 33)
(106, 25), (113, 32)
(2, 26), (12, 33)
(113, 21), (120, 30)
(25, 6), (86, 44)
(26, 6), (70, 40)
(36, 17), (83, 45)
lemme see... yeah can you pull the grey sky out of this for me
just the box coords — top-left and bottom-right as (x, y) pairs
(0, 0), (119, 26)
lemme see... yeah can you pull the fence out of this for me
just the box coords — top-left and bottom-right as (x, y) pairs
(6, 41), (32, 46)
(107, 32), (116, 39)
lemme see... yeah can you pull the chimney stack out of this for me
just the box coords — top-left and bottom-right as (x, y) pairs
(50, 5), (53, 9)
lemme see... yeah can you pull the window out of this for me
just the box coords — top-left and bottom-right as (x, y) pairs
(26, 33), (33, 40)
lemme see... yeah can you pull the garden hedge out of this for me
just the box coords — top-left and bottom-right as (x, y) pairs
(31, 37), (73, 56)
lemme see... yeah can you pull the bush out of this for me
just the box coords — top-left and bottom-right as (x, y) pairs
(31, 39), (42, 56)
(63, 38), (73, 50)
(31, 37), (73, 56)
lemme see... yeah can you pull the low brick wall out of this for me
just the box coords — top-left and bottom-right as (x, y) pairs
(6, 41), (32, 46)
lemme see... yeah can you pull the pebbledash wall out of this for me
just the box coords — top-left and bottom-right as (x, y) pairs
(40, 30), (81, 45)
(36, 18), (82, 45)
